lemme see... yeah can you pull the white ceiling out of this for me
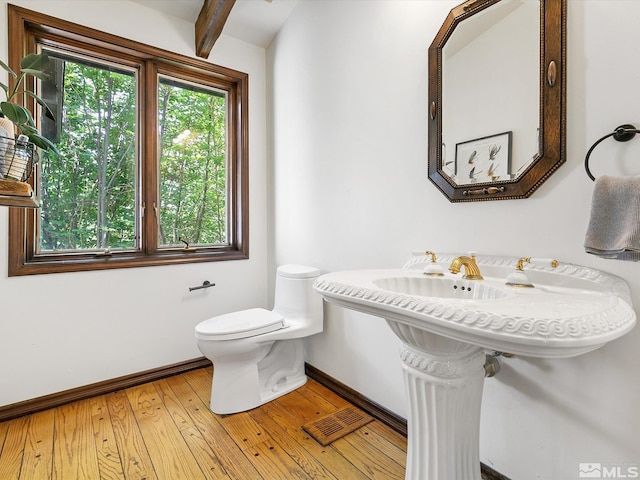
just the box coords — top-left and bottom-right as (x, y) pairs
(130, 0), (298, 48)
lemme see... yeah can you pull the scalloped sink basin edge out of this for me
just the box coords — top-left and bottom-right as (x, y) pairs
(314, 255), (636, 358)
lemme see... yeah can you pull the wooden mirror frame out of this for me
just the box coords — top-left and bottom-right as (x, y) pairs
(428, 0), (566, 202)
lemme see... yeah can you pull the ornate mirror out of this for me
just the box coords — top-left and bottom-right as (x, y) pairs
(428, 0), (566, 202)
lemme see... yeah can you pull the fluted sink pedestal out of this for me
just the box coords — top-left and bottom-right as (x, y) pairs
(391, 322), (485, 480)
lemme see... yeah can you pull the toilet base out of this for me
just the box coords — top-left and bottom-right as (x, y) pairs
(257, 374), (307, 407)
(209, 338), (307, 414)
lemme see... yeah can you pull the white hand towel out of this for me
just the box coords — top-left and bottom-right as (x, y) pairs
(584, 175), (640, 261)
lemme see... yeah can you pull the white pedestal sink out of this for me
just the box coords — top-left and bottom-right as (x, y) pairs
(313, 253), (636, 480)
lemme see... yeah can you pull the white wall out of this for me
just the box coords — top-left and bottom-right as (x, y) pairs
(0, 0), (269, 406)
(269, 1), (640, 479)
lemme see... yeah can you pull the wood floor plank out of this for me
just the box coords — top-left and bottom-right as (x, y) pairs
(296, 382), (351, 414)
(182, 367), (214, 406)
(243, 441), (314, 480)
(160, 376), (230, 480)
(181, 425), (231, 480)
(184, 406), (263, 480)
(0, 367), (417, 480)
(272, 388), (329, 423)
(177, 374), (265, 480)
(249, 402), (356, 480)
(257, 393), (374, 480)
(18, 408), (54, 480)
(303, 378), (409, 476)
(0, 419), (10, 454)
(354, 425), (406, 466)
(152, 378), (194, 432)
(301, 379), (352, 410)
(89, 395), (125, 480)
(218, 411), (272, 451)
(105, 390), (158, 480)
(0, 415), (30, 480)
(52, 399), (101, 480)
(366, 421), (408, 451)
(125, 383), (207, 479)
(332, 431), (405, 479)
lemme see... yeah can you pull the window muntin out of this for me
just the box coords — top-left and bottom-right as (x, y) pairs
(8, 5), (249, 276)
(157, 76), (228, 248)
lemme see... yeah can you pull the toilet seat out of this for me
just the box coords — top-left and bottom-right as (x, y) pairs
(195, 308), (286, 340)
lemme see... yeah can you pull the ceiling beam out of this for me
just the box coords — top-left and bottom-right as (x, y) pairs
(195, 0), (236, 59)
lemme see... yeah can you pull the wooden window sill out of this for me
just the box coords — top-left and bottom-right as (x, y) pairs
(0, 179), (40, 208)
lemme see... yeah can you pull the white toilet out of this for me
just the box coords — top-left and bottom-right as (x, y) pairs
(195, 264), (323, 414)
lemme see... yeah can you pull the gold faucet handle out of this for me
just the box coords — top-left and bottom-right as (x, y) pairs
(532, 258), (559, 268)
(508, 258), (558, 288)
(423, 250), (445, 276)
(516, 257), (559, 271)
(424, 250), (438, 262)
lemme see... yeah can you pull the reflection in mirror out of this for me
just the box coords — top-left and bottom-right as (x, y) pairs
(442, 0), (539, 185)
(428, 0), (566, 202)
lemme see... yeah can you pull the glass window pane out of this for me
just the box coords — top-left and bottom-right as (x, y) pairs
(38, 50), (137, 253)
(158, 76), (227, 247)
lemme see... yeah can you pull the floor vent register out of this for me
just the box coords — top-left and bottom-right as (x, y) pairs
(302, 407), (374, 446)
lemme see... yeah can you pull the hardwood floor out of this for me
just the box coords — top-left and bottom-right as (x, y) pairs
(0, 367), (408, 479)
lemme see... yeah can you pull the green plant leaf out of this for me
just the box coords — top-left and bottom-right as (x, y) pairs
(0, 59), (17, 79)
(0, 101), (30, 125)
(14, 103), (35, 127)
(21, 69), (50, 82)
(23, 91), (55, 120)
(19, 53), (49, 72)
(23, 129), (59, 154)
(19, 124), (39, 135)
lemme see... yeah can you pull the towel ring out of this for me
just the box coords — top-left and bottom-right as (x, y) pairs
(585, 124), (640, 181)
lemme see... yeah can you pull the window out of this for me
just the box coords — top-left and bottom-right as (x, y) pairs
(156, 77), (228, 248)
(39, 52), (138, 253)
(8, 6), (248, 276)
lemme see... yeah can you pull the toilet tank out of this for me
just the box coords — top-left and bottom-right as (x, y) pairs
(273, 265), (323, 327)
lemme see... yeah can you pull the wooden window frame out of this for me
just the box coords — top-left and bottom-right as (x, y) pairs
(7, 5), (249, 276)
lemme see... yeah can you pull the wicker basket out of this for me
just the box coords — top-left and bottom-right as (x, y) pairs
(0, 134), (37, 182)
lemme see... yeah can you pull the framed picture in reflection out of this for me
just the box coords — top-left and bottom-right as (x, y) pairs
(455, 131), (512, 184)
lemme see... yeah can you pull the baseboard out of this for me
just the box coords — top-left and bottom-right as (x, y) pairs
(0, 357), (211, 422)
(305, 363), (511, 480)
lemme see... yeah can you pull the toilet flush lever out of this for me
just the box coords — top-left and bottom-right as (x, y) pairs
(189, 280), (215, 292)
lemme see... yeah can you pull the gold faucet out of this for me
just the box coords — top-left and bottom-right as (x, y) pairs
(449, 254), (484, 280)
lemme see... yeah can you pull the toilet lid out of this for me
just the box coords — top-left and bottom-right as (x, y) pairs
(277, 264), (320, 279)
(195, 308), (286, 340)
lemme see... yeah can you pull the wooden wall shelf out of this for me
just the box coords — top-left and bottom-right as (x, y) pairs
(0, 178), (40, 208)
